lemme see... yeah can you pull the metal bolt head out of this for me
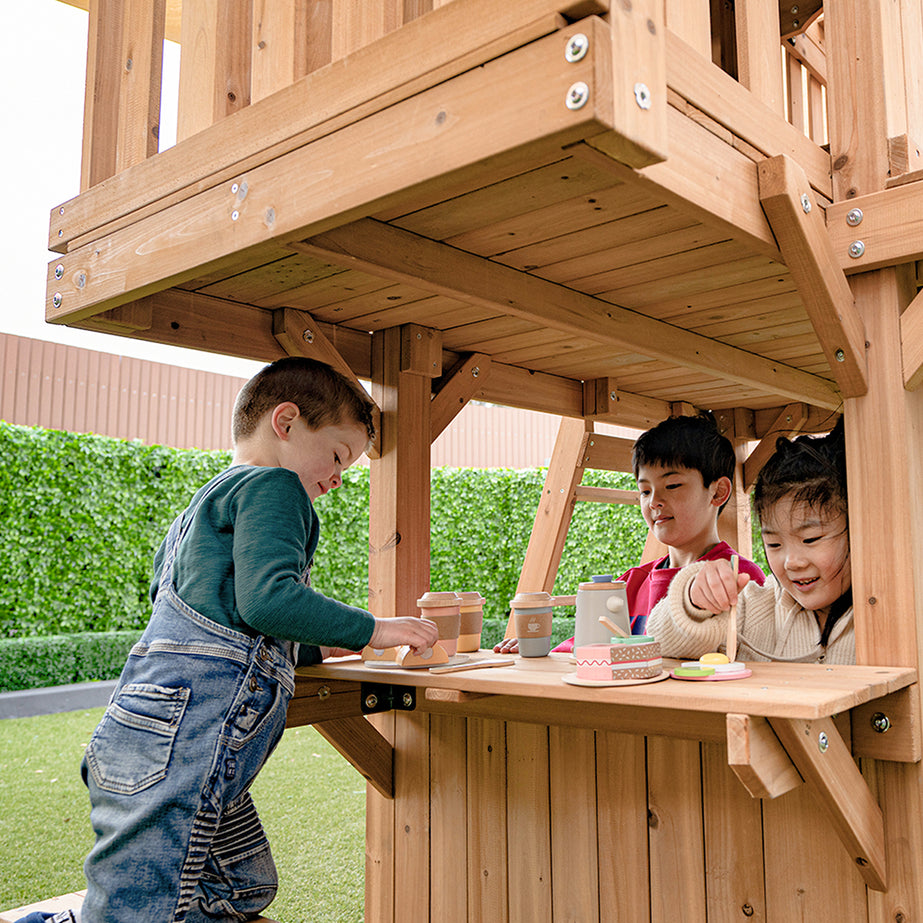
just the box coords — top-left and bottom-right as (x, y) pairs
(265, 207), (275, 226)
(848, 240), (865, 258)
(800, 193), (812, 213)
(364, 693), (379, 710)
(54, 264), (64, 280)
(52, 292), (62, 308)
(818, 731), (829, 752)
(846, 207), (864, 227)
(634, 82), (652, 110)
(318, 685), (331, 700)
(835, 348), (845, 362)
(791, 5), (799, 12)
(472, 366), (480, 378)
(231, 182), (239, 194)
(76, 272), (86, 289)
(402, 692), (414, 708)
(231, 210), (239, 221)
(871, 712), (891, 733)
(302, 329), (314, 344)
(565, 33), (589, 63)
(566, 81), (589, 110)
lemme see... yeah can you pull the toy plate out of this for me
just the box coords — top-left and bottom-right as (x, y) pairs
(669, 668), (752, 682)
(562, 671), (669, 687)
(364, 653), (470, 670)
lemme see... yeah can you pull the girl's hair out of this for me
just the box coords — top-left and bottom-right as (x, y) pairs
(753, 417), (847, 521)
(632, 411), (736, 486)
(232, 357), (377, 444)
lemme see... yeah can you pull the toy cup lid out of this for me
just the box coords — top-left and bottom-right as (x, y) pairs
(578, 579), (627, 590)
(456, 591), (486, 606)
(417, 591), (462, 608)
(509, 591), (552, 608)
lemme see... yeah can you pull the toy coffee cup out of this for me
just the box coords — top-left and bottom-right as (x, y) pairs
(456, 591), (485, 652)
(416, 591), (461, 656)
(510, 591), (554, 657)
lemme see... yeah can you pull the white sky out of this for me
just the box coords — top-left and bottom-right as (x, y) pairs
(1, 1), (265, 379)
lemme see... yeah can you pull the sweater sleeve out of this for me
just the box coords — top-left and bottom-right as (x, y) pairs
(230, 473), (375, 651)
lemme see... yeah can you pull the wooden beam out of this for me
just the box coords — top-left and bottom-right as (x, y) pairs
(902, 289), (923, 391)
(727, 713), (802, 800)
(743, 402), (808, 490)
(314, 716), (394, 799)
(431, 353), (491, 442)
(758, 154), (868, 397)
(850, 688), (923, 763)
(769, 715), (886, 891)
(299, 218), (841, 409)
(826, 181), (923, 274)
(735, 0), (784, 116)
(573, 486), (638, 505)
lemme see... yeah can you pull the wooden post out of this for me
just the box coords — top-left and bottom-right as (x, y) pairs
(734, 0), (784, 116)
(367, 324), (434, 923)
(825, 1), (923, 917)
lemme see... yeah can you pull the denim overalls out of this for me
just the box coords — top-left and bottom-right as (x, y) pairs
(81, 470), (298, 922)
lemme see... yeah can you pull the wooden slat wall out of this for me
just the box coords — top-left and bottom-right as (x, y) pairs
(0, 332), (621, 463)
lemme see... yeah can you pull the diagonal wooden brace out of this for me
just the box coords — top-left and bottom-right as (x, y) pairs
(726, 713), (802, 799)
(769, 714), (886, 891)
(431, 353), (491, 442)
(902, 288), (923, 391)
(758, 154), (868, 397)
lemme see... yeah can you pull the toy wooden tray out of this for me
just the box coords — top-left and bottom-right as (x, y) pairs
(364, 653), (470, 670)
(562, 671), (669, 688)
(669, 667), (752, 682)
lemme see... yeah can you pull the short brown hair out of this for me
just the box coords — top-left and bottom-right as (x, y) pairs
(232, 357), (377, 444)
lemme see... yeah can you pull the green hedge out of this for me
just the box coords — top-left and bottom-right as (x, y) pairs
(0, 630), (142, 693)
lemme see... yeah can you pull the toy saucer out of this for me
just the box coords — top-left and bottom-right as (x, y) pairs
(562, 671), (669, 688)
(364, 653), (470, 670)
(669, 666), (751, 682)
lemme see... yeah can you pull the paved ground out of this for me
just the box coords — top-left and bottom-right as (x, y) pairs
(0, 680), (117, 719)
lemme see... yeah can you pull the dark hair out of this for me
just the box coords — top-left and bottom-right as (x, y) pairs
(231, 356), (377, 444)
(632, 412), (736, 487)
(753, 418), (847, 522)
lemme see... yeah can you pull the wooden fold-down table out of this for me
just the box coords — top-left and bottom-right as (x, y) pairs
(289, 652), (918, 922)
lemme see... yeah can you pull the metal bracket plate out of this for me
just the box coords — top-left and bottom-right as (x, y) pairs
(361, 682), (416, 715)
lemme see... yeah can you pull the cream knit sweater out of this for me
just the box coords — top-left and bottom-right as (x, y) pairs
(646, 560), (855, 664)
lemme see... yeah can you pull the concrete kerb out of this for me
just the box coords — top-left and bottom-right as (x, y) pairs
(0, 680), (117, 719)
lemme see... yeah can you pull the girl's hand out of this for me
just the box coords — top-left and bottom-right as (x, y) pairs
(320, 646), (359, 659)
(493, 637), (519, 654)
(369, 616), (438, 654)
(689, 560), (751, 614)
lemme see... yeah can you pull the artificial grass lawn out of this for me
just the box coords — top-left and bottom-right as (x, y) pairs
(0, 708), (365, 922)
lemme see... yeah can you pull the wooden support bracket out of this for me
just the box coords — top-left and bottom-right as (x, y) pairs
(758, 154), (868, 397)
(314, 716), (394, 799)
(726, 713), (803, 799)
(851, 686), (923, 763)
(743, 402), (809, 489)
(769, 714), (887, 891)
(901, 289), (923, 391)
(272, 306), (381, 457)
(431, 353), (491, 442)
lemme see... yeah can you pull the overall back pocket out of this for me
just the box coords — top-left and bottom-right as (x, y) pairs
(85, 683), (190, 795)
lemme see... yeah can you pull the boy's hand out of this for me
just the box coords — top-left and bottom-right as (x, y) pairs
(493, 637), (519, 654)
(689, 560), (751, 614)
(369, 616), (438, 654)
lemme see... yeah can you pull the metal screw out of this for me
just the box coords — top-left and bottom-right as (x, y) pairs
(818, 731), (829, 752)
(835, 348), (845, 362)
(302, 329), (314, 344)
(609, 390), (617, 401)
(318, 685), (331, 700)
(231, 183), (239, 194)
(52, 292), (62, 308)
(76, 272), (86, 289)
(54, 264), (64, 280)
(848, 240), (865, 258)
(365, 693), (379, 710)
(871, 712), (891, 733)
(565, 33), (589, 63)
(402, 692), (414, 708)
(634, 82), (652, 110)
(265, 207), (275, 225)
(472, 366), (480, 378)
(800, 193), (812, 213)
(59, 207), (65, 216)
(846, 207), (864, 226)
(566, 81), (589, 110)
(125, 58), (133, 71)
(231, 210), (239, 221)
(791, 5), (799, 12)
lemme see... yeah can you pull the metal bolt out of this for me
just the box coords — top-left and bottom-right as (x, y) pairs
(835, 348), (845, 362)
(52, 292), (62, 308)
(565, 33), (589, 63)
(365, 693), (379, 710)
(54, 264), (64, 280)
(402, 692), (414, 708)
(634, 82), (652, 110)
(818, 731), (829, 752)
(800, 193), (812, 213)
(318, 685), (331, 700)
(791, 5), (799, 12)
(566, 81), (589, 110)
(231, 210), (239, 221)
(846, 207), (864, 226)
(848, 240), (865, 258)
(609, 390), (617, 401)
(871, 712), (891, 733)
(76, 272), (86, 289)
(231, 183), (239, 194)
(125, 58), (133, 71)
(59, 207), (65, 216)
(472, 366), (480, 378)
(792, 19), (799, 27)
(302, 329), (314, 344)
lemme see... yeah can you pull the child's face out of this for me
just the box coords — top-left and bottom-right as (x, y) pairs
(636, 462), (727, 555)
(761, 496), (850, 614)
(284, 418), (369, 501)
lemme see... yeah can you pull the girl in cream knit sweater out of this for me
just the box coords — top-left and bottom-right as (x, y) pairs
(647, 420), (852, 664)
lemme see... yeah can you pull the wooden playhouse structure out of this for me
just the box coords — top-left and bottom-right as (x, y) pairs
(47, 0), (923, 919)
